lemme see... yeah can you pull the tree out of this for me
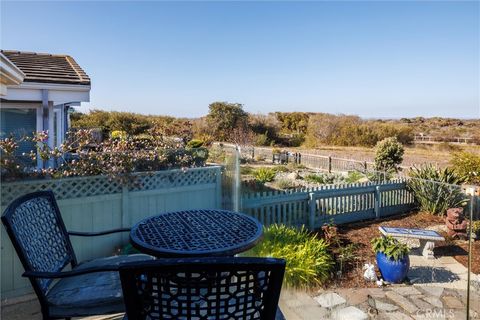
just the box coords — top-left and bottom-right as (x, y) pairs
(374, 137), (404, 173)
(275, 112), (310, 134)
(206, 102), (249, 141)
(249, 113), (280, 146)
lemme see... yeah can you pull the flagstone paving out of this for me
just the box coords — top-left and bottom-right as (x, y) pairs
(279, 285), (480, 319)
(2, 253), (480, 320)
(278, 253), (480, 319)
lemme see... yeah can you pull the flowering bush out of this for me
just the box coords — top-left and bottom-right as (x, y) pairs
(0, 137), (27, 180)
(0, 129), (208, 183)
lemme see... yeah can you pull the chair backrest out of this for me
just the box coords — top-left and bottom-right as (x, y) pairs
(1, 191), (76, 296)
(119, 257), (286, 320)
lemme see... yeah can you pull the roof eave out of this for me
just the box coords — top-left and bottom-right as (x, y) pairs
(0, 53), (25, 86)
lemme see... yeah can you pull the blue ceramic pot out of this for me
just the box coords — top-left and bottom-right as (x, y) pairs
(376, 252), (410, 283)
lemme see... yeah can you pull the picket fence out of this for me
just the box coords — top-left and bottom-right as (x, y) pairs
(0, 166), (222, 298)
(242, 180), (416, 229)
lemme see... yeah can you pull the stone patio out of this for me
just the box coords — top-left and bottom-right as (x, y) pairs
(279, 285), (480, 319)
(278, 252), (480, 320)
(2, 252), (479, 320)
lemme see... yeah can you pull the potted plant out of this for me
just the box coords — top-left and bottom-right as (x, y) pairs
(371, 236), (410, 283)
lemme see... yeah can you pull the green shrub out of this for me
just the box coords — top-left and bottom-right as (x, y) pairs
(450, 151), (480, 185)
(275, 178), (296, 189)
(374, 137), (404, 173)
(273, 165), (290, 173)
(336, 243), (360, 273)
(305, 173), (344, 185)
(471, 220), (480, 237)
(254, 133), (270, 146)
(133, 134), (154, 141)
(111, 130), (127, 140)
(186, 139), (204, 149)
(408, 164), (468, 215)
(240, 166), (255, 175)
(207, 146), (226, 163)
(345, 171), (364, 183)
(244, 224), (334, 288)
(254, 154), (266, 162)
(253, 167), (277, 183)
(371, 236), (410, 261)
(286, 162), (307, 170)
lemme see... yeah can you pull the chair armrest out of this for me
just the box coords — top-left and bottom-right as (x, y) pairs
(23, 265), (119, 279)
(68, 228), (130, 237)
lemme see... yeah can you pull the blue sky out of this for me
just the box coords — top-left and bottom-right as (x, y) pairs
(1, 1), (479, 118)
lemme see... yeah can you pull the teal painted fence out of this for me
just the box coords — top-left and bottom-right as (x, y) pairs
(0, 166), (222, 299)
(242, 180), (416, 229)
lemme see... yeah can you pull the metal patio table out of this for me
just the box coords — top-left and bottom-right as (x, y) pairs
(130, 209), (263, 257)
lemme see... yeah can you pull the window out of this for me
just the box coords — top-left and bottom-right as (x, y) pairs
(0, 108), (37, 156)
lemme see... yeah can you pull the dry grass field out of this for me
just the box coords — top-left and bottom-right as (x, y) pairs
(294, 144), (480, 168)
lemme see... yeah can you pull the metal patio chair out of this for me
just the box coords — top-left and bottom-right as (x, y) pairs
(1, 190), (154, 320)
(119, 257), (286, 320)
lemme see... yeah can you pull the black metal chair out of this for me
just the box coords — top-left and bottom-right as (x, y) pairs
(1, 191), (154, 320)
(119, 257), (286, 320)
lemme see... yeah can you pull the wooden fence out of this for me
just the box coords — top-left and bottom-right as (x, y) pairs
(0, 166), (222, 299)
(216, 143), (376, 173)
(242, 180), (416, 229)
(413, 135), (479, 146)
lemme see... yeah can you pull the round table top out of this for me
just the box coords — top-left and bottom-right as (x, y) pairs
(130, 209), (263, 257)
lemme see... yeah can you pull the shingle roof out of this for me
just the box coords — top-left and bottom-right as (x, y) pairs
(1, 50), (90, 85)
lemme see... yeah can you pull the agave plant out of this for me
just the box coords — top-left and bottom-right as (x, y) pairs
(253, 167), (277, 183)
(408, 164), (468, 215)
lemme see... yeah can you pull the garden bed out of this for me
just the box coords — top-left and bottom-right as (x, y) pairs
(240, 163), (371, 193)
(322, 211), (478, 289)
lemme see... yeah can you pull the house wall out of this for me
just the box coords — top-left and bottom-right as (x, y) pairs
(0, 166), (223, 299)
(0, 102), (42, 159)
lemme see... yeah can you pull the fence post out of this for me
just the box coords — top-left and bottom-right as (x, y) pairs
(364, 161), (368, 173)
(328, 156), (332, 173)
(216, 166), (222, 209)
(121, 185), (129, 242)
(251, 147), (255, 160)
(374, 186), (381, 219)
(309, 192), (316, 230)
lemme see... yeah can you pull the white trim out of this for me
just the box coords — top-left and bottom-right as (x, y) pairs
(0, 53), (25, 96)
(4, 85), (90, 104)
(15, 82), (90, 92)
(0, 53), (25, 85)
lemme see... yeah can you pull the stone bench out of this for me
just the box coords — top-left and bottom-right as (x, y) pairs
(378, 226), (445, 259)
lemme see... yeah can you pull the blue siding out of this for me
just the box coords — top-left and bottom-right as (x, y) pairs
(0, 108), (37, 155)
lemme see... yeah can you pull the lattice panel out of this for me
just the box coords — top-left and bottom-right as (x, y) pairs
(127, 269), (272, 320)
(1, 175), (122, 207)
(1, 167), (220, 207)
(130, 168), (218, 192)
